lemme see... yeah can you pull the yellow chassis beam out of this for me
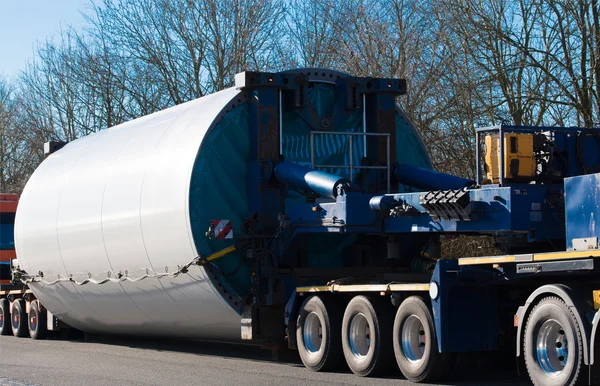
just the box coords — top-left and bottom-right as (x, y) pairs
(458, 249), (600, 266)
(296, 283), (429, 294)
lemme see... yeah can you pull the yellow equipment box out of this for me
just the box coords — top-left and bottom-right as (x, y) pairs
(485, 133), (536, 183)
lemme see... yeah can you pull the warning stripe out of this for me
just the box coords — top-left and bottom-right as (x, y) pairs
(211, 220), (233, 239)
(213, 220), (227, 234)
(217, 222), (233, 239)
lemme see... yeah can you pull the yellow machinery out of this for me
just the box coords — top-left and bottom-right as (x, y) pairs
(485, 133), (536, 183)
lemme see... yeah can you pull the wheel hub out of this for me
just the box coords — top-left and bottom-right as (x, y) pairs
(30, 314), (37, 331)
(303, 312), (323, 354)
(402, 315), (426, 363)
(536, 319), (568, 375)
(349, 313), (371, 358)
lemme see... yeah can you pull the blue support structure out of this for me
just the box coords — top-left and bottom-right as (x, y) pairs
(243, 71), (284, 232)
(431, 260), (500, 353)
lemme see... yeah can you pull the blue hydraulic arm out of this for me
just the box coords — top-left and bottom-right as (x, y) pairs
(274, 161), (353, 199)
(394, 164), (474, 191)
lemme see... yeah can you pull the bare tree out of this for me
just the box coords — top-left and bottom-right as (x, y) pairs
(0, 76), (46, 193)
(447, 0), (600, 128)
(7, 0), (600, 194)
(283, 0), (338, 68)
(0, 76), (14, 192)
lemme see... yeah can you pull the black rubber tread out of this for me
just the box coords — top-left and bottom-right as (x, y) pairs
(0, 298), (10, 335)
(28, 301), (48, 340)
(393, 296), (447, 383)
(296, 295), (344, 372)
(523, 296), (582, 386)
(11, 298), (29, 338)
(342, 295), (395, 377)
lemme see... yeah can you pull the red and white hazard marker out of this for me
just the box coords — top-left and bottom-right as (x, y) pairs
(211, 220), (233, 239)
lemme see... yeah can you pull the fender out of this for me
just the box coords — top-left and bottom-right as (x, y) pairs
(515, 284), (591, 365)
(590, 309), (600, 364)
(284, 292), (300, 350)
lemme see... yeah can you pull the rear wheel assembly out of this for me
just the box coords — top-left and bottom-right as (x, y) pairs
(0, 298), (10, 335)
(342, 295), (394, 377)
(523, 296), (582, 386)
(296, 295), (343, 371)
(28, 300), (48, 340)
(393, 296), (446, 383)
(11, 298), (28, 338)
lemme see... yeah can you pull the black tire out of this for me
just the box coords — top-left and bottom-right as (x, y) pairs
(0, 298), (10, 335)
(11, 299), (28, 338)
(342, 295), (394, 377)
(28, 301), (48, 340)
(393, 296), (446, 382)
(524, 296), (582, 386)
(296, 295), (344, 371)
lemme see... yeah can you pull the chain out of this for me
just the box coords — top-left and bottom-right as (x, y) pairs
(13, 256), (204, 286)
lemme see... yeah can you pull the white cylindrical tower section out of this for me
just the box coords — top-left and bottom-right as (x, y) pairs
(15, 88), (244, 339)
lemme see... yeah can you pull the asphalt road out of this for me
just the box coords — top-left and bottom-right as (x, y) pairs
(0, 334), (529, 386)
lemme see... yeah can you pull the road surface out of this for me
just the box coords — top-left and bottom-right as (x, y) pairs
(0, 335), (528, 386)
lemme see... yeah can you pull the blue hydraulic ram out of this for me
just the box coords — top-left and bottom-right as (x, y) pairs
(394, 164), (474, 191)
(274, 161), (352, 198)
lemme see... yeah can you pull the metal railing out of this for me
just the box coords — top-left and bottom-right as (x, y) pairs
(309, 131), (391, 193)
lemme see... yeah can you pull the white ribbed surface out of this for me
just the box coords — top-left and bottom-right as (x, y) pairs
(15, 88), (242, 339)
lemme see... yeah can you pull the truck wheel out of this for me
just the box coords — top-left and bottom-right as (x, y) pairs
(342, 295), (393, 377)
(393, 296), (444, 382)
(28, 301), (48, 340)
(11, 299), (28, 338)
(296, 295), (343, 371)
(0, 298), (10, 335)
(524, 296), (582, 386)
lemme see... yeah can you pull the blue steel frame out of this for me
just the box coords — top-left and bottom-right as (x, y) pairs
(236, 69), (409, 236)
(237, 69), (409, 311)
(238, 72), (600, 354)
(280, 182), (564, 251)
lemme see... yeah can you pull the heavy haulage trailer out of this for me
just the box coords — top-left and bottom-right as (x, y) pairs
(2, 68), (600, 386)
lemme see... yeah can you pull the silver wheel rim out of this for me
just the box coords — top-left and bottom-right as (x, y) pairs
(303, 312), (323, 354)
(349, 313), (371, 358)
(536, 319), (568, 376)
(12, 308), (19, 330)
(29, 309), (37, 332)
(402, 315), (426, 363)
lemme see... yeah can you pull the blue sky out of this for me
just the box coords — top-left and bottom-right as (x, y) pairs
(0, 0), (94, 78)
